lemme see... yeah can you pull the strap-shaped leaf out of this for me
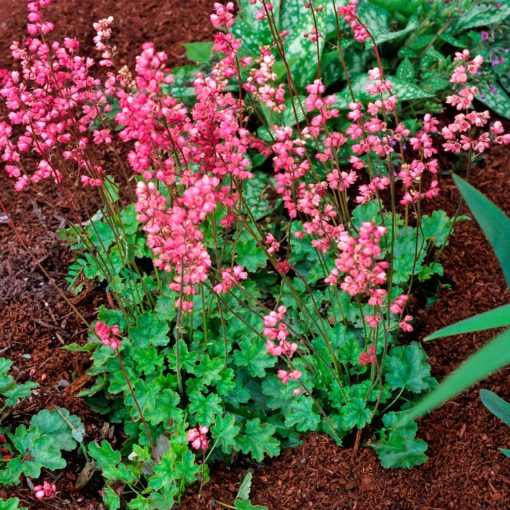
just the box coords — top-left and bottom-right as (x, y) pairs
(453, 174), (510, 287)
(480, 389), (510, 428)
(403, 328), (510, 422)
(425, 304), (510, 340)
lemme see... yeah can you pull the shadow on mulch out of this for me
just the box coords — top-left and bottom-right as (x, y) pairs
(0, 1), (509, 509)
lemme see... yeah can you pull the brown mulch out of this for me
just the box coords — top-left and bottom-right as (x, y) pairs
(0, 1), (509, 509)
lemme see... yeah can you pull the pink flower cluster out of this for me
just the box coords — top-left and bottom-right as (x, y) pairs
(359, 346), (376, 366)
(277, 369), (303, 394)
(34, 480), (57, 500)
(213, 265), (248, 294)
(263, 306), (298, 358)
(337, 0), (368, 43)
(186, 426), (209, 451)
(95, 321), (122, 350)
(0, 0), (113, 191)
(327, 222), (388, 302)
(93, 16), (115, 67)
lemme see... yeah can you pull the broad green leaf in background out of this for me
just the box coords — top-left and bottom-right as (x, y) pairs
(182, 42), (214, 63)
(368, 0), (424, 17)
(477, 83), (510, 121)
(188, 391), (222, 426)
(396, 58), (415, 82)
(335, 75), (432, 109)
(453, 175), (510, 287)
(404, 328), (510, 422)
(425, 304), (510, 340)
(232, 0), (281, 54)
(102, 487), (121, 510)
(450, 2), (510, 34)
(9, 427), (66, 478)
(280, 0), (327, 89)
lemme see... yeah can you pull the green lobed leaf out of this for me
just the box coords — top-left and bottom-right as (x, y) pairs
(211, 414), (241, 454)
(102, 487), (121, 510)
(237, 470), (254, 500)
(10, 426), (66, 478)
(188, 391), (222, 426)
(235, 501), (269, 510)
(233, 338), (276, 378)
(128, 311), (170, 347)
(453, 175), (510, 287)
(0, 498), (28, 510)
(340, 397), (372, 430)
(236, 418), (280, 462)
(30, 407), (85, 449)
(384, 343), (434, 394)
(284, 396), (321, 432)
(372, 412), (428, 468)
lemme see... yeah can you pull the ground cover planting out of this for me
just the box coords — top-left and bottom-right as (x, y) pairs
(0, 1), (509, 508)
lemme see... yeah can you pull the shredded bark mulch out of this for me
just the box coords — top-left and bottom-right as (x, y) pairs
(0, 1), (509, 509)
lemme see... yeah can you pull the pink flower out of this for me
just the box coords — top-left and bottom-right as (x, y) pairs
(359, 346), (376, 366)
(94, 321), (122, 350)
(34, 480), (57, 500)
(187, 426), (209, 451)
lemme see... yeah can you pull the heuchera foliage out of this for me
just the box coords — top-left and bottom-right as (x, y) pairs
(1, 0), (509, 507)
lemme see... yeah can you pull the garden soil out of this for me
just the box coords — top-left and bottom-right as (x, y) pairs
(0, 1), (509, 509)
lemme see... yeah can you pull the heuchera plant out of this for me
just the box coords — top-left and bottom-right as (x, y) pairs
(1, 0), (510, 507)
(0, 358), (84, 501)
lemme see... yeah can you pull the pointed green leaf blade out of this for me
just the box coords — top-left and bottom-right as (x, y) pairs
(403, 328), (510, 422)
(453, 175), (510, 287)
(480, 389), (510, 428)
(426, 304), (510, 340)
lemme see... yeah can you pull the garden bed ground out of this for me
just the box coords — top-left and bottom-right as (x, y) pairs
(0, 1), (509, 509)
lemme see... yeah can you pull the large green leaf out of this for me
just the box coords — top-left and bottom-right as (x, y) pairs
(182, 42), (214, 63)
(450, 3), (510, 34)
(335, 75), (432, 109)
(426, 304), (510, 340)
(477, 83), (510, 120)
(453, 175), (510, 287)
(280, 0), (326, 89)
(368, 0), (423, 16)
(480, 389), (510, 428)
(403, 328), (510, 422)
